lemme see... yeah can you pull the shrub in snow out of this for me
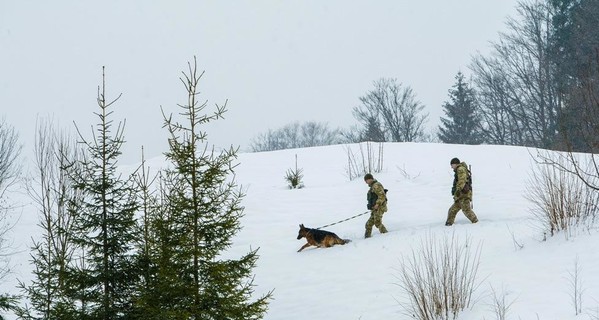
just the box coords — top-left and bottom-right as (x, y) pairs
(566, 257), (584, 316)
(527, 160), (599, 238)
(487, 284), (516, 320)
(395, 232), (482, 320)
(344, 141), (384, 181)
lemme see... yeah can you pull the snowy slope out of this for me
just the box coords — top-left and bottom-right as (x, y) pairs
(4, 142), (599, 320)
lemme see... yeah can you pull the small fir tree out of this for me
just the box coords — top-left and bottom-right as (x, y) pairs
(137, 57), (272, 319)
(438, 72), (482, 144)
(285, 155), (304, 189)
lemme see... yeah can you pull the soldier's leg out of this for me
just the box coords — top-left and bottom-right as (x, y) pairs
(460, 199), (478, 223)
(373, 209), (388, 233)
(446, 201), (461, 226)
(365, 213), (375, 238)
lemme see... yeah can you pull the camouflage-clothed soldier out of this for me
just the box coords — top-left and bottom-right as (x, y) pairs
(364, 173), (388, 238)
(446, 157), (478, 226)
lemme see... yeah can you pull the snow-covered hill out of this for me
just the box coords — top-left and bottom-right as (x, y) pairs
(4, 142), (599, 319)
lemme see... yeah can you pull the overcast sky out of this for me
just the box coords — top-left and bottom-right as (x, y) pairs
(1, 1), (519, 165)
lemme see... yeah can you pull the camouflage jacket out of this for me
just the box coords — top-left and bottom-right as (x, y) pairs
(452, 162), (472, 201)
(367, 180), (388, 212)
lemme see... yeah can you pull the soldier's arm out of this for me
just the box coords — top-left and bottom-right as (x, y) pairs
(455, 167), (467, 191)
(373, 183), (386, 206)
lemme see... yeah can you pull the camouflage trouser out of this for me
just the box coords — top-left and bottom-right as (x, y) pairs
(446, 198), (478, 225)
(365, 208), (388, 237)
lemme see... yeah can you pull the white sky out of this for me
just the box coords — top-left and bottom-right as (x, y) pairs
(4, 142), (599, 319)
(1, 1), (519, 164)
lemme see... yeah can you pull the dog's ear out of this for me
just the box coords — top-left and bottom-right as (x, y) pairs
(299, 223), (304, 228)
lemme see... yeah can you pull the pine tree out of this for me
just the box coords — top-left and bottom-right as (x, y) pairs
(0, 295), (18, 319)
(438, 72), (482, 144)
(361, 116), (386, 142)
(66, 67), (139, 319)
(138, 57), (272, 319)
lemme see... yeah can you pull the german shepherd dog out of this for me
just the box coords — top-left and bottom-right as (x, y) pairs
(296, 224), (351, 252)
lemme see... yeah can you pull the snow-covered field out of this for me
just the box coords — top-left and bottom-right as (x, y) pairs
(4, 142), (599, 319)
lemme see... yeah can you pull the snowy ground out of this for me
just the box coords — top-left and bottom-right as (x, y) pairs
(4, 142), (599, 319)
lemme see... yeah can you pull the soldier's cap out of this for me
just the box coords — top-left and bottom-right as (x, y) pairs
(450, 157), (460, 165)
(364, 173), (374, 181)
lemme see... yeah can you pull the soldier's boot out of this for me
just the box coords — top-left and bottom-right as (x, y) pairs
(364, 225), (373, 238)
(464, 207), (478, 224)
(446, 203), (460, 226)
(379, 225), (388, 234)
(365, 218), (374, 238)
(445, 215), (456, 226)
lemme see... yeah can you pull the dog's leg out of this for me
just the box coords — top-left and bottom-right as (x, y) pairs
(298, 242), (312, 252)
(323, 237), (335, 248)
(332, 236), (346, 246)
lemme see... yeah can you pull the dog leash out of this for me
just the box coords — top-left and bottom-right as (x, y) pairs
(316, 211), (370, 230)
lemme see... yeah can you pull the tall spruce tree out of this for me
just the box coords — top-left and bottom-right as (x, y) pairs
(438, 72), (482, 144)
(67, 68), (139, 319)
(138, 58), (272, 319)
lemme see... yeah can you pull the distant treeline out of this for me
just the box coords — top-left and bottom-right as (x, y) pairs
(251, 0), (599, 154)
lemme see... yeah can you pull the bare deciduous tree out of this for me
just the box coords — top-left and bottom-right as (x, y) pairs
(250, 121), (341, 152)
(353, 78), (428, 142)
(0, 119), (21, 206)
(537, 52), (599, 195)
(0, 118), (22, 316)
(17, 118), (82, 319)
(471, 0), (561, 148)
